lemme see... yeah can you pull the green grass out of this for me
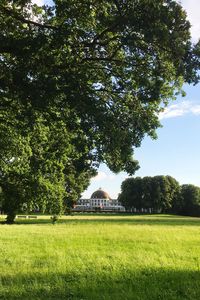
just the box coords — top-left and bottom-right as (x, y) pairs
(1, 214), (200, 300)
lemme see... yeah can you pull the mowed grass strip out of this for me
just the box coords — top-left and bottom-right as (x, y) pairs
(0, 214), (200, 300)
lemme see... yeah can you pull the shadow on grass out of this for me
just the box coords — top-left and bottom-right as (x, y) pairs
(1, 268), (200, 300)
(0, 214), (200, 227)
(0, 215), (199, 227)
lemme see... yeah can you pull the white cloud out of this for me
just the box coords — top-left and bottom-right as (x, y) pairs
(159, 101), (200, 120)
(191, 105), (200, 115)
(180, 0), (200, 42)
(91, 171), (115, 182)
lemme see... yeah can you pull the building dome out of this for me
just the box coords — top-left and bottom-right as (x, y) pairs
(91, 188), (111, 200)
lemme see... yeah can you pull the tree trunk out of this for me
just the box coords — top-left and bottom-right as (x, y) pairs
(6, 211), (16, 224)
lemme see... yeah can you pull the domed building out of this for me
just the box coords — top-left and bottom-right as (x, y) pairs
(91, 189), (111, 200)
(75, 188), (125, 211)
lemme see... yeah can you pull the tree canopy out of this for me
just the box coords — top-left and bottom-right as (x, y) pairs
(0, 0), (200, 221)
(172, 184), (200, 217)
(119, 177), (200, 217)
(118, 175), (180, 212)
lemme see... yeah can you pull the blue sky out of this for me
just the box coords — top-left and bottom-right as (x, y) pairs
(33, 0), (200, 198)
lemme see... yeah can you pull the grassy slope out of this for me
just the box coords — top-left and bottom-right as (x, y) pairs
(0, 214), (200, 300)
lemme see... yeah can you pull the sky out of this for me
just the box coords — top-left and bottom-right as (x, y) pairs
(33, 0), (200, 199)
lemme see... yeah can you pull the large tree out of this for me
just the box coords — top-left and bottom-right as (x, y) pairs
(150, 175), (180, 212)
(0, 0), (200, 221)
(118, 177), (143, 210)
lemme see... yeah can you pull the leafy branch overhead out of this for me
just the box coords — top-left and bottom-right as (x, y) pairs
(0, 0), (200, 221)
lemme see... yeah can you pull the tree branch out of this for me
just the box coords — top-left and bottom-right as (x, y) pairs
(0, 6), (59, 30)
(113, 0), (123, 16)
(82, 57), (124, 64)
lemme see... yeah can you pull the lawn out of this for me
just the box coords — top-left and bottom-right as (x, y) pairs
(0, 214), (200, 300)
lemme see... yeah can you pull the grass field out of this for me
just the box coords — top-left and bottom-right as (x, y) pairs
(1, 214), (200, 300)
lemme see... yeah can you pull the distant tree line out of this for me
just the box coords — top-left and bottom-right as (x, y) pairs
(118, 176), (200, 217)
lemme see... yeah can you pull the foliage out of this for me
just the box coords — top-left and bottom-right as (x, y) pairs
(119, 177), (200, 216)
(172, 184), (200, 217)
(150, 175), (180, 212)
(118, 175), (180, 212)
(118, 177), (143, 209)
(0, 0), (200, 221)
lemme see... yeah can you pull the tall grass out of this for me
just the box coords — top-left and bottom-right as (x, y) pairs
(0, 214), (200, 299)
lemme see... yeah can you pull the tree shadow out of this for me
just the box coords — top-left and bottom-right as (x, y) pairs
(1, 268), (200, 299)
(14, 217), (200, 227)
(0, 215), (200, 226)
(58, 216), (200, 227)
(0, 218), (52, 225)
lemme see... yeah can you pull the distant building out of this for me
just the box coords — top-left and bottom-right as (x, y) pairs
(74, 188), (125, 211)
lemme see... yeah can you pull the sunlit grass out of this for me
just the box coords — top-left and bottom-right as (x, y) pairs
(1, 214), (200, 299)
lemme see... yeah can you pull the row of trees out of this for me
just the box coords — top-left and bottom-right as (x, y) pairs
(118, 176), (200, 216)
(0, 1), (200, 222)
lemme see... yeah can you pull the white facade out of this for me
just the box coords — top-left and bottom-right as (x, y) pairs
(74, 189), (125, 211)
(77, 198), (121, 208)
